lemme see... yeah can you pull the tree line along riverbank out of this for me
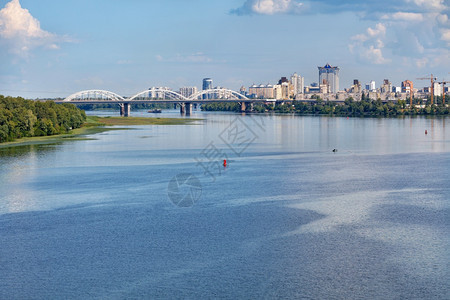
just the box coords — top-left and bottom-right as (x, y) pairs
(0, 95), (200, 145)
(0, 95), (86, 143)
(202, 97), (450, 116)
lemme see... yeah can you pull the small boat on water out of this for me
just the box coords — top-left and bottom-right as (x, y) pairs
(148, 109), (162, 113)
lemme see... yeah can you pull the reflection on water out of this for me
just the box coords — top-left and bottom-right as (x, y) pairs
(0, 144), (61, 213)
(0, 112), (449, 299)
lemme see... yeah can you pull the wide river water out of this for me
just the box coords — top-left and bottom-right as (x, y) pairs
(0, 110), (449, 299)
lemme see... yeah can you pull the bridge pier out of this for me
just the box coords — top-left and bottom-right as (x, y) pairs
(185, 102), (192, 115)
(240, 102), (246, 112)
(240, 102), (253, 112)
(179, 103), (185, 114)
(120, 103), (131, 117)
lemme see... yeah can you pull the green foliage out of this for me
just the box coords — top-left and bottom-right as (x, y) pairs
(201, 98), (450, 117)
(202, 103), (241, 112)
(0, 95), (86, 143)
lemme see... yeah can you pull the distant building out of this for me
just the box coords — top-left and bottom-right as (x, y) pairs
(274, 77), (293, 99)
(281, 82), (291, 99)
(370, 80), (376, 91)
(179, 86), (198, 98)
(304, 85), (320, 94)
(318, 63), (339, 93)
(319, 81), (329, 94)
(202, 78), (212, 90)
(202, 78), (213, 99)
(380, 79), (392, 94)
(148, 87), (171, 99)
(248, 84), (274, 99)
(239, 86), (246, 96)
(433, 82), (443, 96)
(290, 73), (304, 96)
(273, 84), (282, 99)
(401, 80), (413, 93)
(350, 79), (362, 93)
(278, 77), (289, 84)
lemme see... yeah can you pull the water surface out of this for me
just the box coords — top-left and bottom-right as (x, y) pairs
(0, 111), (448, 299)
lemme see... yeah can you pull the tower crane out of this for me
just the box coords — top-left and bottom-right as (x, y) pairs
(438, 81), (449, 106)
(417, 74), (437, 105)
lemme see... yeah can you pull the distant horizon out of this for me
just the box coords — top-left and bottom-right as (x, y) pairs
(1, 69), (444, 100)
(1, 0), (449, 99)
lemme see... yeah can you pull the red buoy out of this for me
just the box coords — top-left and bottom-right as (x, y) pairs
(223, 159), (227, 167)
(425, 130), (428, 135)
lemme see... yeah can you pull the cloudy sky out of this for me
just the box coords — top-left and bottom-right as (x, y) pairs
(0, 0), (449, 98)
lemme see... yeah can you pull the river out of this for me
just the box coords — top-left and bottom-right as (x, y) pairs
(0, 110), (448, 299)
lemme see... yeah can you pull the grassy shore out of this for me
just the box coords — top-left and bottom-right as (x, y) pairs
(0, 115), (201, 148)
(87, 116), (201, 126)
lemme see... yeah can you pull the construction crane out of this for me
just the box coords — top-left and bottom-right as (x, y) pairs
(417, 74), (437, 105)
(437, 81), (449, 106)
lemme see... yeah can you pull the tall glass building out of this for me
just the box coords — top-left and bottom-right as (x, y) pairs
(202, 78), (213, 99)
(318, 64), (339, 93)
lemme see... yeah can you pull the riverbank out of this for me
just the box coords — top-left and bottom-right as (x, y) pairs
(0, 115), (201, 148)
(202, 99), (450, 116)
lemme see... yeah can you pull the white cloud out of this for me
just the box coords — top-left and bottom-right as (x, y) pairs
(350, 23), (390, 64)
(437, 14), (448, 24)
(349, 0), (449, 66)
(366, 23), (386, 37)
(382, 12), (424, 22)
(252, 0), (292, 14)
(441, 28), (450, 45)
(0, 0), (67, 56)
(405, 0), (446, 11)
(231, 0), (305, 15)
(233, 0), (449, 69)
(364, 46), (390, 64)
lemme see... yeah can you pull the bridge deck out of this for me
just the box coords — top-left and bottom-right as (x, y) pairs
(53, 99), (345, 104)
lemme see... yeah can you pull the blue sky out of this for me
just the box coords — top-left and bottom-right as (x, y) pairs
(0, 0), (449, 98)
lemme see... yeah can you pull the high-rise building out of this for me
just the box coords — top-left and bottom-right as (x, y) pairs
(370, 80), (376, 91)
(202, 78), (213, 99)
(433, 82), (443, 96)
(318, 63), (339, 93)
(380, 79), (392, 93)
(202, 78), (212, 90)
(350, 79), (362, 93)
(276, 77), (293, 99)
(290, 73), (305, 96)
(179, 86), (198, 98)
(401, 80), (413, 93)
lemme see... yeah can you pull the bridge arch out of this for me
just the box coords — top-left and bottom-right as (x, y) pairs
(63, 90), (125, 102)
(188, 88), (249, 101)
(129, 89), (187, 101)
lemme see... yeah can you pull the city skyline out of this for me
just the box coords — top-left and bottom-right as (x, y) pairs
(0, 0), (449, 99)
